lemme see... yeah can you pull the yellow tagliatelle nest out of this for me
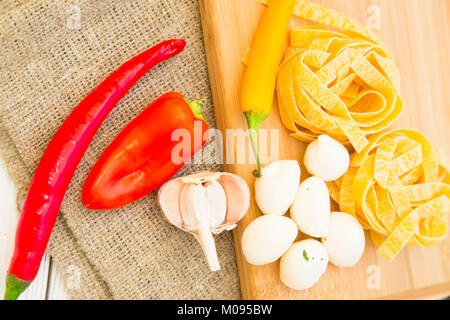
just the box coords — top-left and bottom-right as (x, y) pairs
(277, 26), (403, 153)
(327, 129), (450, 261)
(254, 0), (403, 152)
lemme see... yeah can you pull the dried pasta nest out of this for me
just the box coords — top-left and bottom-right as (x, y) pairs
(327, 129), (450, 261)
(277, 25), (403, 153)
(254, 0), (403, 152)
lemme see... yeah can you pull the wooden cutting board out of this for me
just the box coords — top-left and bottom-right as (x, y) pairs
(199, 0), (450, 299)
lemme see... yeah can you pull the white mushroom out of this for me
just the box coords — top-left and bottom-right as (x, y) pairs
(158, 171), (250, 271)
(255, 160), (301, 215)
(280, 239), (329, 291)
(322, 212), (365, 268)
(290, 176), (330, 238)
(303, 135), (350, 181)
(241, 215), (298, 265)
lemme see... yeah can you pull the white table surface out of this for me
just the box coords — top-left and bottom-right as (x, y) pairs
(0, 158), (70, 300)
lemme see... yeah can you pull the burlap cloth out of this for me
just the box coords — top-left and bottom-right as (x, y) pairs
(0, 0), (241, 299)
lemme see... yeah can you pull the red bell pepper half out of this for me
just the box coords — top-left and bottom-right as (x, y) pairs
(82, 92), (209, 210)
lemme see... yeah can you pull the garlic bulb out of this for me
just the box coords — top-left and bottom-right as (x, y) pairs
(303, 135), (350, 181)
(158, 171), (250, 271)
(255, 160), (301, 215)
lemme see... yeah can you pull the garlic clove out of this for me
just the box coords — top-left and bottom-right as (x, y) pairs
(280, 239), (329, 291)
(290, 176), (330, 238)
(255, 160), (301, 215)
(158, 179), (184, 228)
(216, 173), (250, 227)
(241, 215), (298, 265)
(158, 171), (250, 271)
(303, 135), (350, 182)
(322, 212), (365, 268)
(178, 181), (227, 272)
(179, 181), (227, 229)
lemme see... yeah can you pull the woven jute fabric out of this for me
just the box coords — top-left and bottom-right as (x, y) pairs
(0, 0), (241, 299)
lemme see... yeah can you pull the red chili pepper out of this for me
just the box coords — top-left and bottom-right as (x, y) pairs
(4, 39), (186, 300)
(82, 92), (209, 210)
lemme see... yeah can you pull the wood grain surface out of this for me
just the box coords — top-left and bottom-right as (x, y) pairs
(200, 0), (450, 299)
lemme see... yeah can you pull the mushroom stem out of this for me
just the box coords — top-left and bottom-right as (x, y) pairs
(195, 224), (220, 272)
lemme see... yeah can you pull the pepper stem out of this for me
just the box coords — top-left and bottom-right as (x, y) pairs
(187, 99), (206, 121)
(4, 273), (30, 300)
(244, 111), (268, 177)
(195, 224), (220, 272)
